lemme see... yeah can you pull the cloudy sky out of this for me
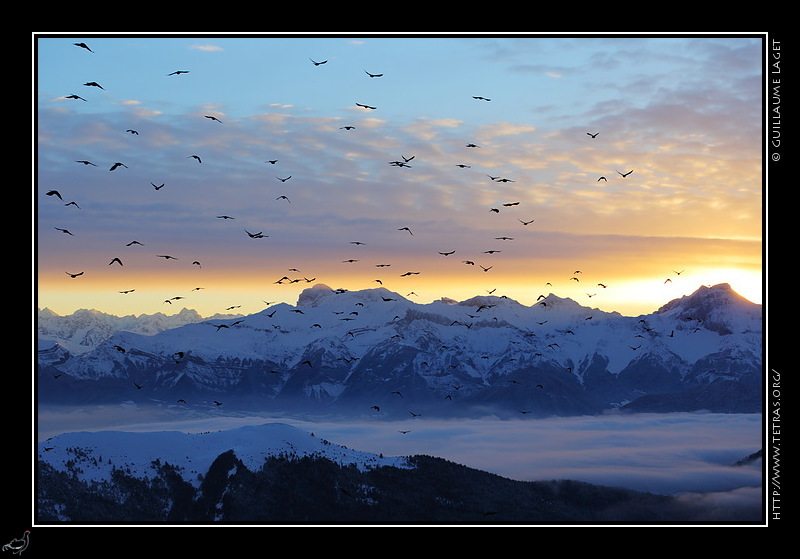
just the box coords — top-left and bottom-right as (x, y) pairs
(35, 33), (764, 318)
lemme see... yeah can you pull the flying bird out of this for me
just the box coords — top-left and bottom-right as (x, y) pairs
(355, 103), (377, 110)
(65, 94), (87, 101)
(109, 162), (127, 171)
(74, 42), (93, 52)
(126, 129), (139, 135)
(617, 169), (634, 177)
(276, 175), (292, 182)
(587, 132), (599, 138)
(46, 190), (62, 200)
(188, 155), (202, 163)
(310, 58), (327, 66)
(168, 70), (189, 75)
(598, 176), (608, 181)
(75, 160), (96, 165)
(109, 257), (123, 266)
(83, 81), (104, 90)
(151, 182), (165, 190)
(365, 70), (383, 77)
(54, 227), (74, 235)
(65, 271), (83, 278)
(204, 115), (222, 123)
(156, 254), (178, 260)
(472, 96), (491, 101)
(519, 219), (535, 225)
(339, 126), (355, 130)
(398, 227), (413, 235)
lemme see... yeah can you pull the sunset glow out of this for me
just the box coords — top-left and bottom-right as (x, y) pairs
(35, 34), (764, 319)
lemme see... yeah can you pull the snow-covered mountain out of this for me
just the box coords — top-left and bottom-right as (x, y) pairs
(37, 422), (409, 487)
(37, 307), (243, 355)
(37, 283), (763, 417)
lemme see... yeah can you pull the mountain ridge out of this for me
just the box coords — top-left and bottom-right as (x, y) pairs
(37, 283), (763, 418)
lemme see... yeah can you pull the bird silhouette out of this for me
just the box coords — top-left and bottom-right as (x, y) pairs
(310, 58), (327, 66)
(587, 132), (599, 138)
(168, 70), (190, 76)
(398, 227), (413, 235)
(339, 126), (355, 130)
(156, 254), (178, 260)
(65, 94), (87, 101)
(365, 70), (383, 77)
(355, 103), (377, 110)
(54, 227), (74, 235)
(126, 129), (139, 135)
(65, 271), (84, 278)
(204, 115), (222, 123)
(519, 219), (535, 225)
(2, 531), (29, 555)
(83, 81), (104, 90)
(109, 258), (123, 266)
(188, 154), (202, 163)
(74, 42), (93, 52)
(46, 190), (62, 200)
(75, 160), (96, 165)
(617, 169), (634, 177)
(276, 175), (292, 182)
(109, 162), (127, 171)
(472, 96), (491, 101)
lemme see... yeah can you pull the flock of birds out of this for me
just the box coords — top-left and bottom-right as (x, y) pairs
(41, 40), (693, 418)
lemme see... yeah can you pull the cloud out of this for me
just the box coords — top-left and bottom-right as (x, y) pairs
(37, 407), (762, 501)
(191, 44), (223, 52)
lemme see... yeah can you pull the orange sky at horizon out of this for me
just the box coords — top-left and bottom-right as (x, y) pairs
(36, 230), (763, 318)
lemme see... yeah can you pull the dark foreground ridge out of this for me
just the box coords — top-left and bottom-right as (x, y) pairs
(37, 450), (762, 525)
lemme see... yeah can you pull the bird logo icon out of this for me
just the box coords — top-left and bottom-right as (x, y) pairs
(2, 530), (29, 555)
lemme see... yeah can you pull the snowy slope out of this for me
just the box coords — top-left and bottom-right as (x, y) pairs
(37, 422), (410, 486)
(37, 283), (763, 416)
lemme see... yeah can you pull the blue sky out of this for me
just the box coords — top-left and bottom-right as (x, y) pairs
(35, 33), (765, 317)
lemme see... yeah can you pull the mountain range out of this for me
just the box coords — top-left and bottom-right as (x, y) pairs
(37, 282), (763, 418)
